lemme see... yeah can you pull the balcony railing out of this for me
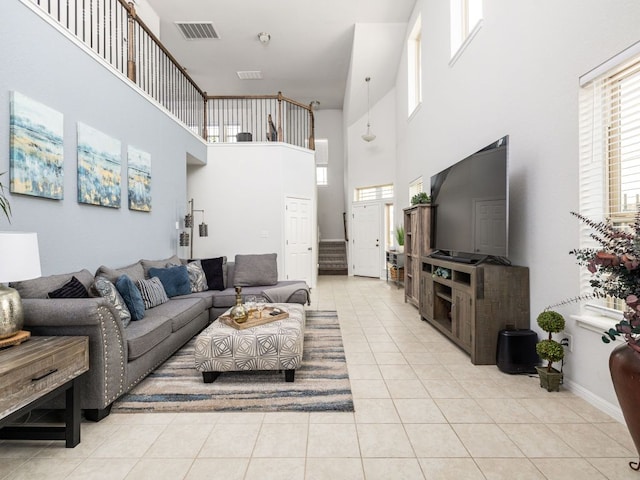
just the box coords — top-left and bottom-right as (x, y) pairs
(28, 0), (314, 149)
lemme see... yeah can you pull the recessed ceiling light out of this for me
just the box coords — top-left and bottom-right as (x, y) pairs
(237, 71), (263, 80)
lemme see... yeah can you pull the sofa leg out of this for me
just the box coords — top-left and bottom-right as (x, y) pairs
(202, 372), (220, 383)
(84, 405), (112, 422)
(285, 369), (295, 382)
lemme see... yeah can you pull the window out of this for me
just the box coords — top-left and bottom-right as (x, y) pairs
(354, 184), (394, 202)
(316, 166), (328, 186)
(450, 0), (483, 62)
(579, 46), (640, 311)
(407, 15), (422, 116)
(315, 139), (329, 186)
(205, 124), (241, 143)
(409, 177), (424, 200)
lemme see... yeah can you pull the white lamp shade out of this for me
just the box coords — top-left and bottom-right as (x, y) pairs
(0, 232), (42, 283)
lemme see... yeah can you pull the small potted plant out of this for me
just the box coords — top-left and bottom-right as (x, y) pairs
(535, 310), (565, 392)
(395, 225), (405, 253)
(411, 192), (431, 205)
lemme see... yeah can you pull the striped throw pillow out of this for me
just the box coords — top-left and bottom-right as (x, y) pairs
(136, 277), (169, 309)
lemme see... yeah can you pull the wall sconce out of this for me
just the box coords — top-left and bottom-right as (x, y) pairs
(182, 199), (208, 258)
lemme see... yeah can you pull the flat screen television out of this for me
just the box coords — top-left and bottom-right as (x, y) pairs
(430, 135), (509, 264)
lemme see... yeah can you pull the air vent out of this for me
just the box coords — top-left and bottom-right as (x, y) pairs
(237, 71), (264, 80)
(175, 22), (219, 40)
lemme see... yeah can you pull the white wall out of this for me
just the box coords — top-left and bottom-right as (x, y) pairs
(186, 143), (317, 286)
(1, 1), (206, 275)
(385, 0), (640, 416)
(315, 109), (346, 241)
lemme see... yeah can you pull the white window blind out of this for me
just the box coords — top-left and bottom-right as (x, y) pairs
(409, 177), (424, 199)
(578, 50), (640, 305)
(355, 184), (394, 202)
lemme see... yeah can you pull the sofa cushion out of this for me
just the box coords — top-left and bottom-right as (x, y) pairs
(186, 260), (208, 293)
(136, 277), (169, 309)
(200, 257), (225, 291)
(149, 297), (207, 332)
(148, 265), (191, 297)
(48, 276), (90, 299)
(179, 291), (215, 310)
(233, 253), (277, 286)
(210, 285), (267, 308)
(115, 275), (145, 321)
(11, 269), (95, 299)
(124, 313), (172, 360)
(141, 255), (183, 278)
(91, 276), (132, 328)
(96, 262), (145, 284)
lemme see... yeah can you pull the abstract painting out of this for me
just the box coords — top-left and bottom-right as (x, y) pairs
(9, 91), (64, 199)
(77, 122), (121, 208)
(127, 146), (151, 212)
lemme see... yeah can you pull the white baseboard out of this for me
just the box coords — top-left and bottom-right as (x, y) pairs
(563, 378), (623, 423)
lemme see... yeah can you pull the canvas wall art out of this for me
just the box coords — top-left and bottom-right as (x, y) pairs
(77, 122), (121, 208)
(127, 146), (151, 212)
(9, 91), (64, 199)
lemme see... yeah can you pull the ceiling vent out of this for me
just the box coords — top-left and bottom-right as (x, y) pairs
(237, 71), (264, 80)
(175, 22), (219, 40)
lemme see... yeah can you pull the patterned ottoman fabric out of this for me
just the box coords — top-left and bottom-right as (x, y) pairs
(194, 303), (305, 382)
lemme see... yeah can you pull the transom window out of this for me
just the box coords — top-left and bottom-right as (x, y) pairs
(354, 184), (394, 202)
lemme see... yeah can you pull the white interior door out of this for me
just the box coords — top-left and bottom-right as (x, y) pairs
(285, 197), (312, 284)
(352, 203), (381, 277)
(473, 199), (506, 255)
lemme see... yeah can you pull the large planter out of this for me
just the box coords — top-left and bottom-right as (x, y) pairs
(535, 366), (563, 392)
(609, 343), (640, 470)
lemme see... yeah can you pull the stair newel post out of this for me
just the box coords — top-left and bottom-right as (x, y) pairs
(277, 91), (284, 142)
(126, 2), (137, 82)
(202, 93), (208, 141)
(308, 102), (315, 150)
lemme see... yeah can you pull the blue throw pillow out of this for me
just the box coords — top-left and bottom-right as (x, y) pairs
(115, 274), (145, 321)
(148, 265), (191, 297)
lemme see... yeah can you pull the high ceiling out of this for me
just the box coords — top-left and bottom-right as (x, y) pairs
(143, 0), (416, 115)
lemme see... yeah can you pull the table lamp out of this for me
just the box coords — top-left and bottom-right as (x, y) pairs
(0, 232), (41, 339)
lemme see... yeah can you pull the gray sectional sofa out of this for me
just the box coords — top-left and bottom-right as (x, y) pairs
(13, 254), (309, 421)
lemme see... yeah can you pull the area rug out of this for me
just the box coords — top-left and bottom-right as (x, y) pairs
(112, 310), (354, 413)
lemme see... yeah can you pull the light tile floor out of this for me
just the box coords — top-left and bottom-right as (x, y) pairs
(1, 276), (637, 479)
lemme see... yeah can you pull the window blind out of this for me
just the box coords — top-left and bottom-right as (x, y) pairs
(578, 51), (640, 303)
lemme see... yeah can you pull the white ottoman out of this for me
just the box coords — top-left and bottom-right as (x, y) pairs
(194, 303), (305, 383)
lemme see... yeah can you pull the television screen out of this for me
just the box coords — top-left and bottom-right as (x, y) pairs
(430, 136), (508, 263)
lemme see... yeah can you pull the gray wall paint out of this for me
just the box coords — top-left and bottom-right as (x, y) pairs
(315, 109), (346, 240)
(1, 1), (206, 275)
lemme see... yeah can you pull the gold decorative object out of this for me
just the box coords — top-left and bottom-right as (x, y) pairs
(229, 286), (248, 324)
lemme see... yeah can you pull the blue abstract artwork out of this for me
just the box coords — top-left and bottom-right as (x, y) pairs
(10, 91), (64, 199)
(128, 146), (151, 212)
(77, 122), (121, 208)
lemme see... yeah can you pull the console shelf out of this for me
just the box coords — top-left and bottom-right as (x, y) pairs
(420, 257), (530, 365)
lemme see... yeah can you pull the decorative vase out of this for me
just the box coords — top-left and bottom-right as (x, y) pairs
(609, 343), (640, 470)
(535, 366), (563, 392)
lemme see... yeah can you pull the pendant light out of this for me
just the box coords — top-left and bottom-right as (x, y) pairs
(361, 76), (376, 142)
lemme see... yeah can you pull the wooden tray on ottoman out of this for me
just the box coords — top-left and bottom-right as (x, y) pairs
(219, 307), (289, 330)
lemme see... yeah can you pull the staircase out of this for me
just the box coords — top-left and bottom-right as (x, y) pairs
(318, 241), (348, 275)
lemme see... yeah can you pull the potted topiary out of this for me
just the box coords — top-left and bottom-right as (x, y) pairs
(411, 192), (431, 205)
(535, 310), (565, 392)
(395, 225), (405, 253)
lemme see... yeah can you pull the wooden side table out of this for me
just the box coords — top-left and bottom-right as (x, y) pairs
(0, 336), (89, 448)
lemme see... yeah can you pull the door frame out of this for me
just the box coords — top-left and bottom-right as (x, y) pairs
(284, 195), (316, 288)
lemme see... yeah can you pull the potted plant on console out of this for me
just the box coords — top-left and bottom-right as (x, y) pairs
(411, 192), (431, 205)
(395, 225), (405, 253)
(535, 310), (565, 392)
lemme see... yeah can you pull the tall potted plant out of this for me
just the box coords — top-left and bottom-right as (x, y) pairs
(570, 210), (640, 470)
(535, 310), (565, 392)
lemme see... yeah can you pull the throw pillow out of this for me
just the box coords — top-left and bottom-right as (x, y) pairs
(48, 276), (90, 299)
(148, 265), (191, 297)
(233, 253), (278, 287)
(91, 276), (132, 328)
(185, 260), (208, 292)
(115, 275), (145, 321)
(136, 277), (169, 309)
(200, 257), (225, 291)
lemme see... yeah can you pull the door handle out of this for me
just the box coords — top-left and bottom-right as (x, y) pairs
(308, 247), (312, 251)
